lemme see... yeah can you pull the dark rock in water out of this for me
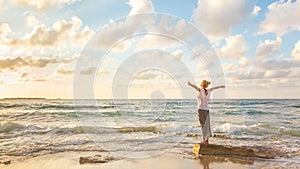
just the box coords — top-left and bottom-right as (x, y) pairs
(79, 154), (119, 164)
(0, 161), (11, 165)
(193, 144), (286, 159)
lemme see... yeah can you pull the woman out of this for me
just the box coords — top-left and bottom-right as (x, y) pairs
(188, 80), (225, 145)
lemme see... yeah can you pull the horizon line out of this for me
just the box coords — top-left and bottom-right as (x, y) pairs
(1, 97), (300, 100)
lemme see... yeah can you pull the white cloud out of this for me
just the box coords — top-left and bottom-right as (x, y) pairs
(239, 57), (250, 67)
(254, 59), (300, 70)
(128, 0), (154, 15)
(134, 70), (161, 80)
(264, 70), (290, 78)
(91, 14), (154, 52)
(224, 58), (300, 89)
(136, 34), (174, 49)
(74, 26), (94, 43)
(0, 23), (13, 42)
(218, 34), (249, 60)
(11, 0), (80, 11)
(252, 5), (261, 16)
(25, 14), (39, 27)
(255, 37), (281, 60)
(0, 16), (94, 48)
(192, 0), (249, 40)
(258, 0), (300, 36)
(136, 18), (197, 49)
(292, 41), (300, 61)
(172, 50), (184, 60)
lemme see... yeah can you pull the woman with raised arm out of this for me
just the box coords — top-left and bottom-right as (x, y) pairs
(188, 80), (225, 145)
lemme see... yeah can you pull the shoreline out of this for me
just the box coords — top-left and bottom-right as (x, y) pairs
(1, 151), (250, 169)
(2, 150), (299, 169)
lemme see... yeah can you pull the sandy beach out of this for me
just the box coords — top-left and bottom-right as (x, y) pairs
(1, 151), (253, 169)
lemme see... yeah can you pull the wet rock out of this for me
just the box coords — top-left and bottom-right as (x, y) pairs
(193, 144), (286, 159)
(0, 161), (11, 165)
(79, 154), (118, 164)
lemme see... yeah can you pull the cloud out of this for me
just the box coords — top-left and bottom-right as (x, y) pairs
(218, 34), (249, 60)
(0, 56), (73, 71)
(192, 0), (249, 40)
(253, 59), (300, 70)
(292, 41), (300, 61)
(80, 67), (96, 75)
(239, 57), (250, 67)
(134, 70), (161, 80)
(136, 34), (174, 49)
(258, 0), (300, 36)
(98, 69), (110, 75)
(25, 13), (39, 27)
(0, 16), (94, 48)
(264, 70), (290, 78)
(225, 58), (300, 83)
(0, 23), (12, 42)
(132, 69), (186, 81)
(74, 26), (94, 43)
(56, 68), (74, 75)
(128, 0), (154, 15)
(91, 15), (152, 52)
(172, 50), (184, 60)
(11, 0), (80, 11)
(20, 72), (28, 78)
(255, 37), (281, 60)
(226, 68), (290, 80)
(136, 19), (197, 49)
(252, 5), (261, 16)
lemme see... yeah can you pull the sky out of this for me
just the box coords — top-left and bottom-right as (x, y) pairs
(0, 0), (300, 99)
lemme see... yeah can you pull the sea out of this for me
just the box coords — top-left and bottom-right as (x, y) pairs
(0, 99), (299, 167)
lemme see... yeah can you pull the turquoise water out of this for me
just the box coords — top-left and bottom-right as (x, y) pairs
(0, 99), (299, 165)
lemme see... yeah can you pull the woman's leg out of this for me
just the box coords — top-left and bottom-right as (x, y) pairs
(198, 109), (208, 143)
(198, 110), (212, 144)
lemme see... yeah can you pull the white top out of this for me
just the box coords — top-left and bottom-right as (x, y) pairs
(197, 88), (211, 110)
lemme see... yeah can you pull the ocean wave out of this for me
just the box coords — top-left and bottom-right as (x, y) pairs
(214, 123), (248, 134)
(278, 127), (300, 137)
(53, 125), (162, 135)
(0, 103), (116, 110)
(0, 122), (161, 135)
(101, 111), (122, 117)
(224, 111), (242, 115)
(246, 110), (273, 115)
(227, 100), (275, 106)
(0, 103), (25, 109)
(33, 104), (116, 110)
(288, 105), (300, 108)
(0, 122), (25, 133)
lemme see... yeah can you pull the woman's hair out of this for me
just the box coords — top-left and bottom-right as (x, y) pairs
(200, 80), (211, 88)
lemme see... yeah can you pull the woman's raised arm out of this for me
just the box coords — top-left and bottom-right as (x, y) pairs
(188, 81), (201, 92)
(210, 85), (226, 91)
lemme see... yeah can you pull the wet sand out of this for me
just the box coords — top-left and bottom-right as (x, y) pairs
(6, 150), (299, 169)
(1, 151), (253, 169)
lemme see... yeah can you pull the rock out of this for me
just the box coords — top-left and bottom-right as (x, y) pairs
(193, 144), (285, 159)
(0, 161), (11, 165)
(79, 155), (118, 164)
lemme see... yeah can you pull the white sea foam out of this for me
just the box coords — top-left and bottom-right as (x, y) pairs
(213, 123), (248, 133)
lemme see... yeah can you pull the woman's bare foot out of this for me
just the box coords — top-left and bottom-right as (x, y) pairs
(199, 141), (208, 145)
(204, 138), (209, 145)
